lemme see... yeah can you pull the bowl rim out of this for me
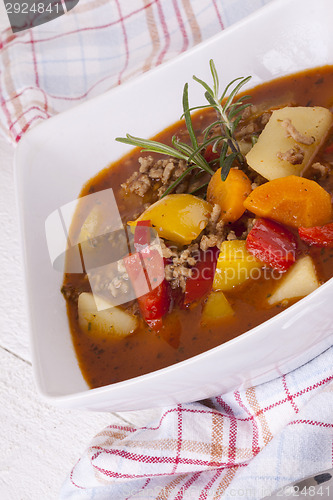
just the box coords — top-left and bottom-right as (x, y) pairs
(14, 0), (333, 407)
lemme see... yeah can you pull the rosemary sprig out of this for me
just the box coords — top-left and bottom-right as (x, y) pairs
(116, 83), (214, 196)
(116, 59), (252, 196)
(192, 59), (252, 181)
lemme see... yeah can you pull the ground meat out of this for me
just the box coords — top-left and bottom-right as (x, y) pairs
(280, 118), (315, 145)
(88, 260), (130, 299)
(260, 112), (271, 127)
(199, 233), (220, 252)
(61, 280), (88, 302)
(236, 122), (257, 139)
(235, 107), (272, 142)
(121, 156), (189, 198)
(277, 145), (305, 164)
(199, 204), (226, 251)
(160, 239), (177, 259)
(241, 104), (258, 121)
(241, 218), (255, 239)
(226, 230), (237, 241)
(164, 243), (199, 291)
(311, 162), (329, 177)
(121, 171), (152, 197)
(208, 203), (221, 226)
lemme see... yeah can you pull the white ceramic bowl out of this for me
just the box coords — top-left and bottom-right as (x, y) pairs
(15, 0), (333, 411)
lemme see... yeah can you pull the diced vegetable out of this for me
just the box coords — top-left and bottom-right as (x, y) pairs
(267, 256), (320, 305)
(78, 205), (103, 243)
(244, 175), (332, 228)
(131, 194), (212, 245)
(124, 254), (170, 331)
(124, 222), (170, 331)
(213, 240), (262, 291)
(299, 222), (333, 247)
(324, 143), (333, 155)
(246, 218), (297, 272)
(136, 280), (171, 331)
(204, 144), (220, 163)
(184, 247), (220, 305)
(78, 292), (138, 339)
(201, 291), (234, 325)
(207, 168), (252, 223)
(246, 106), (333, 180)
(133, 219), (152, 250)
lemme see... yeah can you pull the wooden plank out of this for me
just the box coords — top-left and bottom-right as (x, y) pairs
(0, 348), (131, 499)
(0, 136), (32, 361)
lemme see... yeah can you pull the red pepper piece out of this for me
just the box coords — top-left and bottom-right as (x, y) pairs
(124, 221), (171, 331)
(184, 246), (220, 305)
(299, 222), (333, 247)
(123, 252), (150, 298)
(204, 144), (220, 163)
(324, 143), (333, 155)
(137, 279), (170, 329)
(134, 220), (151, 251)
(246, 218), (297, 272)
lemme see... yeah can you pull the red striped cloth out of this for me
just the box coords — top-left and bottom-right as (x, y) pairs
(61, 348), (333, 499)
(0, 0), (272, 142)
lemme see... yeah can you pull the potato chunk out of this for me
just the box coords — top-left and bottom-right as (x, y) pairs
(246, 106), (333, 180)
(78, 292), (138, 339)
(77, 205), (104, 243)
(267, 256), (320, 305)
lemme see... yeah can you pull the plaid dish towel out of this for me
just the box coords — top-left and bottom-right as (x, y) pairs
(1, 0), (333, 499)
(60, 349), (333, 499)
(0, 0), (273, 143)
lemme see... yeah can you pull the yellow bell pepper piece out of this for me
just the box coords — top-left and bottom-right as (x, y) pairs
(213, 240), (262, 291)
(130, 194), (212, 245)
(201, 291), (234, 325)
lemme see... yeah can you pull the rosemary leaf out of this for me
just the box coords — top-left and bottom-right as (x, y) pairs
(228, 102), (252, 120)
(220, 152), (238, 181)
(182, 83), (198, 149)
(251, 135), (259, 146)
(179, 104), (211, 118)
(116, 134), (188, 161)
(186, 136), (224, 164)
(219, 76), (245, 101)
(220, 140), (228, 163)
(192, 75), (214, 96)
(230, 115), (243, 135)
(232, 94), (252, 107)
(173, 139), (214, 175)
(210, 59), (219, 97)
(203, 120), (222, 141)
(204, 91), (217, 107)
(222, 76), (252, 113)
(189, 182), (209, 195)
(160, 164), (197, 198)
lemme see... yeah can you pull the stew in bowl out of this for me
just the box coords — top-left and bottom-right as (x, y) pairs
(61, 64), (333, 389)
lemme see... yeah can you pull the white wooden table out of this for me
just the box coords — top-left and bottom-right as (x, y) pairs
(0, 8), (161, 500)
(0, 134), (161, 500)
(1, 7), (332, 500)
